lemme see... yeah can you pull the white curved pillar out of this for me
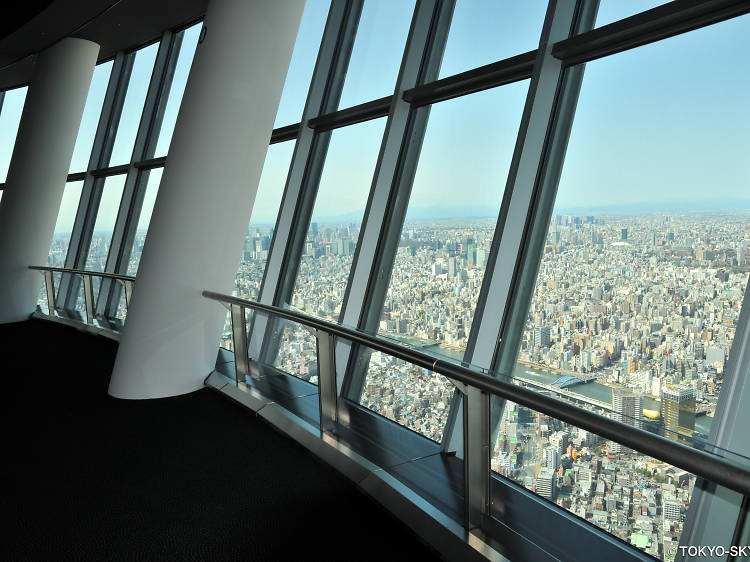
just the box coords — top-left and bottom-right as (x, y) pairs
(109, 0), (305, 399)
(0, 38), (99, 322)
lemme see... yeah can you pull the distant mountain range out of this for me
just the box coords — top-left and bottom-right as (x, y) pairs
(308, 204), (501, 224)
(554, 198), (750, 215)
(250, 198), (750, 225)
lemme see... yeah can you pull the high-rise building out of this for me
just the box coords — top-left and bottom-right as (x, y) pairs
(543, 446), (560, 470)
(467, 242), (476, 266)
(662, 497), (683, 521)
(476, 247), (488, 268)
(534, 325), (551, 349)
(536, 468), (556, 501)
(621, 228), (628, 241)
(610, 390), (643, 455)
(661, 385), (696, 444)
(739, 241), (750, 266)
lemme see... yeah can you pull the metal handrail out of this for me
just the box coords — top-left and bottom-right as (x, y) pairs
(30, 265), (135, 325)
(29, 265), (135, 282)
(203, 289), (750, 503)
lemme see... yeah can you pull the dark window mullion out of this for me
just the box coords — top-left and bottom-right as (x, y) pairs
(441, 0), (599, 459)
(59, 51), (134, 310)
(552, 0), (750, 67)
(99, 30), (182, 318)
(338, 0), (455, 400)
(247, 0), (364, 364)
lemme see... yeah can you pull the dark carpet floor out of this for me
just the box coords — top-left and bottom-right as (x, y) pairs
(0, 319), (442, 561)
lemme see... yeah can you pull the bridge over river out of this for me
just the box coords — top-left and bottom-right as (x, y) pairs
(514, 375), (613, 412)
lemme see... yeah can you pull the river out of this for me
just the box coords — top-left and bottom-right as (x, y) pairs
(423, 344), (712, 437)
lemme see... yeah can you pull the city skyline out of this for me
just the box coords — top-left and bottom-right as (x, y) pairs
(6, 1), (749, 559)
(182, 4), (750, 229)
(223, 208), (749, 560)
(5, 4), (748, 236)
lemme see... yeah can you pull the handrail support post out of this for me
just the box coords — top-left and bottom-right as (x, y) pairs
(464, 386), (490, 530)
(316, 329), (339, 435)
(82, 274), (95, 325)
(44, 270), (56, 314)
(231, 303), (249, 386)
(121, 279), (134, 310)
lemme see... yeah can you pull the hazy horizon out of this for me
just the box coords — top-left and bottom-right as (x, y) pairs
(2, 2), (748, 247)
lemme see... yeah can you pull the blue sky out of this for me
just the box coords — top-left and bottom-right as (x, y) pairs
(252, 0), (749, 223)
(0, 86), (27, 183)
(558, 5), (750, 211)
(0, 0), (748, 233)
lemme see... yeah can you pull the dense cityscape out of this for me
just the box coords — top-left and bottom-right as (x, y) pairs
(42, 210), (750, 561)
(39, 230), (147, 318)
(497, 212), (749, 559)
(230, 220), (491, 437)
(6, 0), (746, 557)
(230, 210), (749, 561)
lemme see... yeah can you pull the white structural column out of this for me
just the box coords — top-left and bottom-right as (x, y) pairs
(109, 0), (305, 399)
(0, 38), (99, 322)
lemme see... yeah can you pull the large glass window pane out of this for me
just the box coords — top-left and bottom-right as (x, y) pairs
(127, 168), (162, 275)
(69, 61), (113, 173)
(48, 181), (84, 267)
(37, 181), (84, 313)
(109, 43), (159, 166)
(273, 118), (387, 383)
(85, 175), (126, 272)
(221, 141), (296, 351)
(595, 1), (668, 28)
(0, 86), (27, 182)
(359, 82), (528, 439)
(337, 0), (415, 110)
(233, 141), (295, 301)
(153, 24), (201, 157)
(289, 118), (386, 319)
(274, 0), (330, 128)
(492, 15), (750, 559)
(439, 0), (547, 78)
(490, 398), (740, 561)
(360, 351), (456, 443)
